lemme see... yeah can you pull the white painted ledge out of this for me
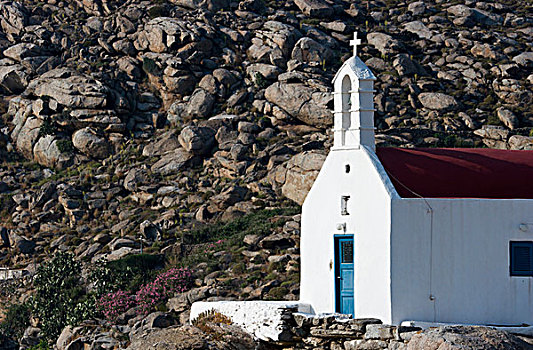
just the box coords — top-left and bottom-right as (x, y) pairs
(190, 301), (313, 341)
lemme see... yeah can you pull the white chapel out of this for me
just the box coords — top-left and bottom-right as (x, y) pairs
(300, 33), (533, 326)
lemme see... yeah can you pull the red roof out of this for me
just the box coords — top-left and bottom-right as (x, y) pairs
(376, 148), (533, 199)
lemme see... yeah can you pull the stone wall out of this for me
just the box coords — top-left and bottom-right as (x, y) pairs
(0, 268), (25, 280)
(286, 313), (420, 349)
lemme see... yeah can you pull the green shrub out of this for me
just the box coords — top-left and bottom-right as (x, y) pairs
(148, 5), (166, 18)
(231, 262), (245, 275)
(0, 302), (31, 341)
(487, 113), (502, 126)
(142, 57), (158, 75)
(32, 252), (96, 341)
(28, 340), (50, 350)
(183, 207), (299, 246)
(266, 287), (288, 300)
(89, 254), (163, 295)
(56, 139), (74, 154)
(254, 73), (268, 89)
(38, 119), (58, 137)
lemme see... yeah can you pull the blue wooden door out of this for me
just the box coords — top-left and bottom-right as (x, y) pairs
(335, 236), (354, 316)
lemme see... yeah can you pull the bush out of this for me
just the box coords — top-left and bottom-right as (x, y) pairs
(94, 267), (193, 320)
(38, 119), (57, 137)
(266, 287), (289, 300)
(56, 139), (74, 154)
(192, 310), (232, 338)
(32, 252), (96, 341)
(142, 57), (158, 75)
(89, 254), (163, 295)
(148, 5), (167, 18)
(135, 267), (193, 315)
(183, 207), (299, 246)
(28, 340), (50, 350)
(0, 333), (17, 350)
(98, 290), (135, 322)
(0, 302), (31, 340)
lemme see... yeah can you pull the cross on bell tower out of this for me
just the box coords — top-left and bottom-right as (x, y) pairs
(349, 32), (361, 57)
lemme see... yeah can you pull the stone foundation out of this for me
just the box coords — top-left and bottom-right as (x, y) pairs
(190, 301), (422, 348)
(0, 268), (25, 280)
(289, 313), (421, 349)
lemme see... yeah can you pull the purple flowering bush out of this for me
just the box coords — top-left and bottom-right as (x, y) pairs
(98, 290), (135, 321)
(136, 268), (193, 315)
(98, 267), (193, 320)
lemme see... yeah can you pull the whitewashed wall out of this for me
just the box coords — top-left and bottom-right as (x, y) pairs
(190, 301), (312, 341)
(301, 146), (397, 321)
(391, 198), (533, 325)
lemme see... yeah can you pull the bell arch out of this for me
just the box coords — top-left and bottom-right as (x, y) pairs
(341, 74), (352, 130)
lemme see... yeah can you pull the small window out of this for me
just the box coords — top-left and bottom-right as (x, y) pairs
(341, 196), (350, 215)
(341, 241), (354, 263)
(510, 241), (533, 276)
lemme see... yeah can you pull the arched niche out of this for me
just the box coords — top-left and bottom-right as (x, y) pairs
(341, 74), (351, 129)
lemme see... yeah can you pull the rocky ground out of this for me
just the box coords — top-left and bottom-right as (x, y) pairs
(0, 0), (531, 348)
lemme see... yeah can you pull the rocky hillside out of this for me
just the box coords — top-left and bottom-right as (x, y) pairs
(0, 0), (531, 348)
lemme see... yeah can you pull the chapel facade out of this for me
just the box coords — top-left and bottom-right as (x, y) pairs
(300, 33), (533, 325)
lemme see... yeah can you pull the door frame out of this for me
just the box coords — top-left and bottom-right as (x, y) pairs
(334, 234), (354, 314)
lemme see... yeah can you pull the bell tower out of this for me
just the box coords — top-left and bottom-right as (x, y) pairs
(332, 33), (377, 152)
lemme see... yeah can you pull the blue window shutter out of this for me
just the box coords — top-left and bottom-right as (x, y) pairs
(510, 242), (533, 276)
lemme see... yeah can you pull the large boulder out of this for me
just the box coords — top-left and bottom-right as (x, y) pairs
(169, 0), (229, 11)
(182, 88), (215, 121)
(293, 0), (333, 18)
(72, 127), (110, 159)
(508, 135), (533, 150)
(393, 54), (426, 76)
(0, 1), (27, 37)
(265, 82), (332, 128)
(67, 109), (123, 129)
(178, 126), (216, 156)
(496, 107), (519, 130)
(512, 52), (533, 67)
(210, 186), (248, 210)
(143, 130), (181, 157)
(407, 326), (531, 350)
(403, 21), (433, 40)
(151, 148), (199, 175)
(281, 151), (326, 205)
(26, 68), (108, 109)
(367, 32), (402, 55)
(492, 79), (532, 106)
(252, 21), (302, 58)
(418, 92), (458, 111)
(246, 63), (281, 81)
(33, 135), (73, 168)
(0, 62), (28, 94)
(446, 5), (503, 26)
(123, 168), (150, 192)
(8, 232), (35, 254)
(3, 43), (45, 62)
(291, 37), (333, 65)
(14, 116), (41, 159)
(136, 17), (198, 53)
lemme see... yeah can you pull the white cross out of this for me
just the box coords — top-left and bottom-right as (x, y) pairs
(349, 32), (362, 57)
